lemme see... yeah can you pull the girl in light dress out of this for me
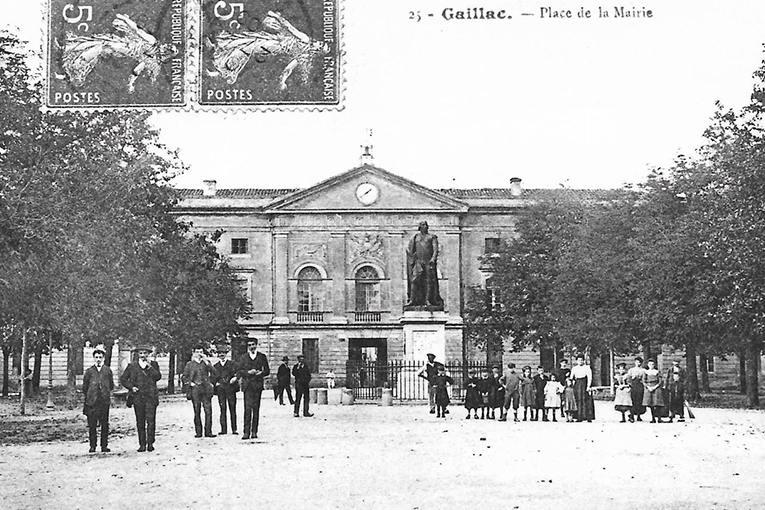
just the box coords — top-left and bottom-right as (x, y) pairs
(543, 373), (564, 422)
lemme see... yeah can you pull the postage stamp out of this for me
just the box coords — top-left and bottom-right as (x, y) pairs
(45, 0), (188, 109)
(198, 0), (342, 109)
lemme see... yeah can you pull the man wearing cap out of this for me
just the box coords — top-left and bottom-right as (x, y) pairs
(120, 345), (161, 452)
(292, 355), (313, 417)
(274, 355), (294, 406)
(237, 338), (270, 439)
(183, 346), (216, 438)
(417, 353), (444, 414)
(211, 345), (239, 435)
(82, 346), (114, 453)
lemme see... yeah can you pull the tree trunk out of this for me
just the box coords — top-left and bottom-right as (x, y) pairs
(685, 342), (700, 402)
(66, 337), (78, 410)
(167, 349), (176, 394)
(103, 338), (114, 367)
(2, 347), (10, 397)
(19, 328), (28, 415)
(699, 352), (710, 393)
(745, 337), (761, 408)
(739, 349), (747, 394)
(32, 341), (43, 395)
(642, 342), (651, 364)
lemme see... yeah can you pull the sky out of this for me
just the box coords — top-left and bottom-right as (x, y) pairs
(3, 0), (765, 191)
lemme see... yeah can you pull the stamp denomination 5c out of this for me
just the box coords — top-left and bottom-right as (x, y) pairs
(46, 0), (188, 109)
(199, 0), (341, 109)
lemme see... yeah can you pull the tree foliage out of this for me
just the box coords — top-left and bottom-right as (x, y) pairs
(0, 31), (250, 405)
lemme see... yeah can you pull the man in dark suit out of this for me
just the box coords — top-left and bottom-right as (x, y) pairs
(120, 345), (161, 452)
(274, 355), (294, 406)
(292, 354), (313, 418)
(82, 345), (114, 453)
(183, 346), (216, 438)
(211, 345), (239, 435)
(237, 338), (270, 439)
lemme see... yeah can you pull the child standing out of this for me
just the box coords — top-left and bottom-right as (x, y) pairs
(562, 378), (577, 422)
(613, 363), (633, 422)
(464, 368), (481, 419)
(667, 372), (685, 423)
(478, 368), (492, 419)
(434, 366), (454, 418)
(532, 366), (548, 421)
(489, 366), (505, 420)
(519, 366), (536, 421)
(543, 373), (564, 422)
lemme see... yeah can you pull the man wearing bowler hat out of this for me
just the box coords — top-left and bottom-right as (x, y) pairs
(120, 344), (161, 452)
(211, 344), (239, 435)
(237, 338), (270, 439)
(82, 345), (114, 453)
(292, 354), (313, 417)
(274, 355), (294, 406)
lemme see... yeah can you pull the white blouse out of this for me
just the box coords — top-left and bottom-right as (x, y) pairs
(570, 364), (592, 381)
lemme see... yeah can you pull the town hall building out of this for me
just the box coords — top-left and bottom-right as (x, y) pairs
(174, 160), (534, 382)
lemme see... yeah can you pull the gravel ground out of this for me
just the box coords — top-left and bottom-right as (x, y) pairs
(1, 397), (764, 510)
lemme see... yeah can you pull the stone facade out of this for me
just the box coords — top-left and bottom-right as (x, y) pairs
(174, 164), (525, 384)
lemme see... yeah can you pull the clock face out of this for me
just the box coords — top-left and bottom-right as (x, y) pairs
(356, 183), (380, 205)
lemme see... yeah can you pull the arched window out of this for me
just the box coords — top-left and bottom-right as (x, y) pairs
(355, 266), (380, 311)
(297, 266), (322, 312)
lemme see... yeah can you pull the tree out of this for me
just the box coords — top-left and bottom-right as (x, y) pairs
(464, 193), (586, 368)
(0, 30), (250, 407)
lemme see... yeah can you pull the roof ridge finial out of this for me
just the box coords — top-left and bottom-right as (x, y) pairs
(360, 128), (374, 165)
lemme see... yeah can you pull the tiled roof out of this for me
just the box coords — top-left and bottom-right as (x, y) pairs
(438, 188), (626, 200)
(177, 188), (297, 198)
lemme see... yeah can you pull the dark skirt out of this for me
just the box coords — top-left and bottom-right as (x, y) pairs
(464, 387), (482, 410)
(629, 378), (646, 416)
(436, 387), (450, 407)
(573, 377), (595, 421)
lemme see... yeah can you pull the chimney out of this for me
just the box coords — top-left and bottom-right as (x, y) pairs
(202, 179), (217, 197)
(509, 177), (523, 197)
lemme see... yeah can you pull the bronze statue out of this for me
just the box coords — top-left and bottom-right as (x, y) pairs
(405, 221), (444, 310)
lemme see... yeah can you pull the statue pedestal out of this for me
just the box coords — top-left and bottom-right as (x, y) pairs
(398, 311), (448, 400)
(401, 311), (448, 363)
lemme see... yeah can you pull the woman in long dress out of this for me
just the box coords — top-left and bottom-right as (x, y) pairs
(570, 354), (595, 422)
(626, 357), (646, 421)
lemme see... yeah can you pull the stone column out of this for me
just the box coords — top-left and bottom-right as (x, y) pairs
(330, 232), (348, 324)
(273, 232), (289, 324)
(442, 231), (462, 320)
(388, 232), (405, 320)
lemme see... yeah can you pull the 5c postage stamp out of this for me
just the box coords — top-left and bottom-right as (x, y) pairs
(45, 0), (188, 109)
(198, 0), (342, 109)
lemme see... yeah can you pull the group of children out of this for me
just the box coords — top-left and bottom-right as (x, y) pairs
(461, 364), (577, 422)
(431, 356), (688, 424)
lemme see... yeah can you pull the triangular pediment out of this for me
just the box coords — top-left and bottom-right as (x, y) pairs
(265, 165), (468, 213)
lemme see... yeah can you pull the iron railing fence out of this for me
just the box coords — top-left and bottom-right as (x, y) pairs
(345, 360), (493, 401)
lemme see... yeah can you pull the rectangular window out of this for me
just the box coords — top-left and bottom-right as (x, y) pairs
(231, 238), (248, 254)
(298, 281), (322, 312)
(302, 339), (319, 373)
(356, 282), (380, 311)
(484, 237), (500, 254)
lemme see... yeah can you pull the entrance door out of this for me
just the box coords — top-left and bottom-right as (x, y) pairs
(347, 339), (388, 398)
